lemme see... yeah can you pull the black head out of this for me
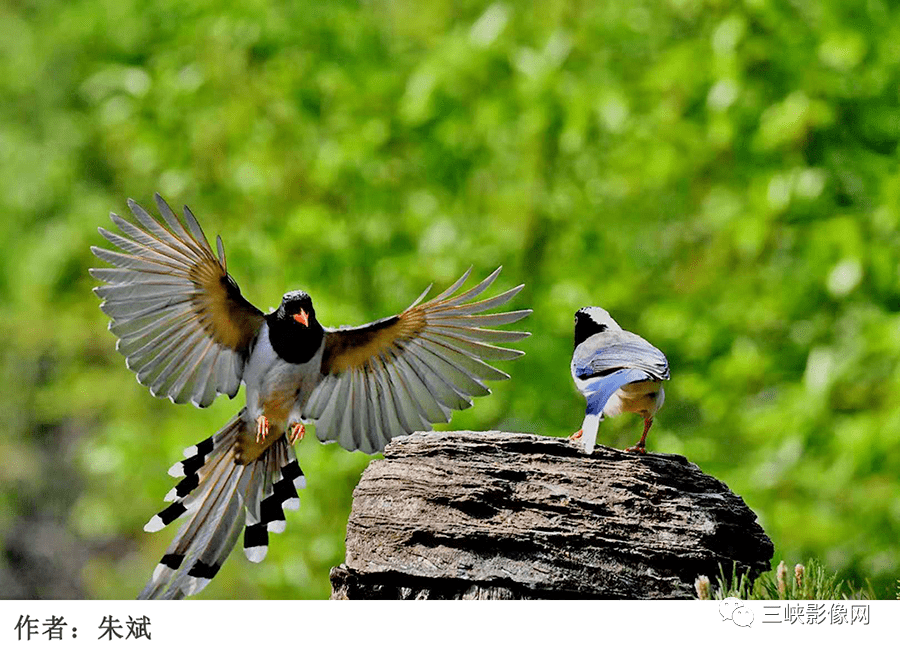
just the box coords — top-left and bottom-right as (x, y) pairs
(278, 290), (316, 324)
(574, 306), (619, 348)
(267, 290), (325, 364)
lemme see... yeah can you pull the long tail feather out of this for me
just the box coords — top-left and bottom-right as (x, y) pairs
(579, 413), (602, 455)
(137, 410), (305, 599)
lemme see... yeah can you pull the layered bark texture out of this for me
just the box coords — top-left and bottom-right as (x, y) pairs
(331, 431), (773, 599)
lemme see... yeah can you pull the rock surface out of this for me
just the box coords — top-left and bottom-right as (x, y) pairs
(331, 431), (773, 599)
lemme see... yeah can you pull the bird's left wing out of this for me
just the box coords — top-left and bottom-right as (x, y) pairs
(303, 267), (531, 454)
(90, 194), (265, 408)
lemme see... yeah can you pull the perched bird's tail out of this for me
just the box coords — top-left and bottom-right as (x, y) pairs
(579, 412), (603, 455)
(578, 369), (652, 455)
(137, 409), (305, 599)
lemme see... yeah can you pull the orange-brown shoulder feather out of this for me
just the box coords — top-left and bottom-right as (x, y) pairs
(321, 306), (427, 375)
(190, 259), (264, 352)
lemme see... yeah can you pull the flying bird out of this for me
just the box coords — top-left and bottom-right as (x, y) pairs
(90, 194), (531, 599)
(570, 307), (669, 455)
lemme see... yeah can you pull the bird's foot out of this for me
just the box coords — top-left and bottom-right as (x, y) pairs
(288, 422), (306, 446)
(569, 429), (583, 441)
(255, 415), (270, 444)
(625, 416), (652, 454)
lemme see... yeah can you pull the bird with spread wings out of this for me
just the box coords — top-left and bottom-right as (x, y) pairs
(91, 194), (531, 599)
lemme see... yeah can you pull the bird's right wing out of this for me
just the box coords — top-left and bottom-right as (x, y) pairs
(90, 194), (265, 408)
(303, 267), (531, 454)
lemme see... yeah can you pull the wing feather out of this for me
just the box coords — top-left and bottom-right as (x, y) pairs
(376, 360), (431, 433)
(386, 353), (451, 424)
(91, 195), (265, 407)
(428, 309), (532, 327)
(421, 332), (525, 361)
(306, 267), (531, 453)
(427, 267), (471, 304)
(573, 336), (670, 382)
(428, 284), (526, 316)
(373, 357), (410, 434)
(403, 342), (473, 411)
(404, 340), (489, 398)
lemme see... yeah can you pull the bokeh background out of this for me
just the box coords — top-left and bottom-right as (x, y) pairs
(2, 0), (899, 599)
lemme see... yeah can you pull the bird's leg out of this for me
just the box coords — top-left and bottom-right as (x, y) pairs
(255, 415), (270, 444)
(626, 416), (653, 454)
(569, 429), (583, 441)
(288, 422), (306, 446)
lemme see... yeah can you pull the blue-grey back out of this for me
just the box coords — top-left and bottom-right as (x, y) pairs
(571, 330), (669, 381)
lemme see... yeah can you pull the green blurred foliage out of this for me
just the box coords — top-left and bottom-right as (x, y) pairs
(1, 0), (899, 598)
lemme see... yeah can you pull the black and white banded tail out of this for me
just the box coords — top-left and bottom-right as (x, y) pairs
(137, 410), (306, 599)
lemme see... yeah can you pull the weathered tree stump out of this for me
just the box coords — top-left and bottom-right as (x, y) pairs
(330, 431), (773, 599)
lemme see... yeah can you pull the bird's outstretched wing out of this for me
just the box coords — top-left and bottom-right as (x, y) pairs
(304, 267), (531, 453)
(573, 336), (670, 382)
(90, 194), (265, 408)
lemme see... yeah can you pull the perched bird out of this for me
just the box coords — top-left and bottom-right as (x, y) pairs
(90, 194), (531, 599)
(570, 307), (669, 455)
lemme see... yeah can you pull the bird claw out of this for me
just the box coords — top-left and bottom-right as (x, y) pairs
(625, 416), (652, 454)
(568, 429), (583, 441)
(288, 422), (305, 446)
(256, 415), (269, 444)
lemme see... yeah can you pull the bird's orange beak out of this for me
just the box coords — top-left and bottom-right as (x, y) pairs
(293, 309), (309, 327)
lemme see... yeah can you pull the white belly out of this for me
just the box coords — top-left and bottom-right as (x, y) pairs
(244, 323), (324, 430)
